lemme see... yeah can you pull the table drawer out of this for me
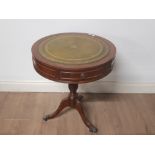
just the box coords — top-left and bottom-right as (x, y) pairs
(59, 65), (111, 82)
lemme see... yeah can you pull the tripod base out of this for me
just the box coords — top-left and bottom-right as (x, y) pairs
(43, 84), (97, 133)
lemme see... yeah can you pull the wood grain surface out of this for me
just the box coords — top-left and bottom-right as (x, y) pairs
(0, 92), (155, 135)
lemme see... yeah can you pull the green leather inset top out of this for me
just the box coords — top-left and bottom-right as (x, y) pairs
(39, 34), (110, 65)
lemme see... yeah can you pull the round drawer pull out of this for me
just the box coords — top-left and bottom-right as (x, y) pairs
(80, 73), (85, 79)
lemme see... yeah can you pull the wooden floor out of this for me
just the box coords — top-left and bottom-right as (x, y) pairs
(0, 92), (155, 135)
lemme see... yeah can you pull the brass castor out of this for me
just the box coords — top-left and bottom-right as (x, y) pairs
(89, 127), (98, 133)
(43, 115), (49, 121)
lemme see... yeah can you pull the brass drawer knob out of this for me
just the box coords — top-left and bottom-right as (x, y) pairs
(80, 73), (85, 79)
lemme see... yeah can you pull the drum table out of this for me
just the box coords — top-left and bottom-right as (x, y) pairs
(31, 33), (116, 133)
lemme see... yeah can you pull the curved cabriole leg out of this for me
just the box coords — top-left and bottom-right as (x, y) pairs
(43, 98), (69, 121)
(75, 100), (97, 133)
(43, 83), (98, 133)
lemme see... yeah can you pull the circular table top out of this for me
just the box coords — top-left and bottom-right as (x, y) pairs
(38, 33), (109, 65)
(32, 33), (116, 70)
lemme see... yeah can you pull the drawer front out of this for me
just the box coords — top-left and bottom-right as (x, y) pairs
(33, 57), (113, 83)
(59, 64), (112, 82)
(33, 59), (56, 78)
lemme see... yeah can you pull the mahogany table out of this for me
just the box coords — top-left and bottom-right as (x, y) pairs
(31, 33), (116, 133)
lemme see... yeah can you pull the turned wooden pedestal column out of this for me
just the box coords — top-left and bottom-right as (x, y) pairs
(31, 33), (116, 133)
